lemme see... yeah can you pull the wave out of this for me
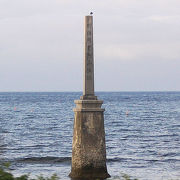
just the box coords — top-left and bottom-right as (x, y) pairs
(16, 156), (71, 164)
(13, 156), (180, 166)
(107, 157), (132, 162)
(15, 157), (127, 164)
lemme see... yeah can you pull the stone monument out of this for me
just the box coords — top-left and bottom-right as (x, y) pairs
(69, 15), (110, 179)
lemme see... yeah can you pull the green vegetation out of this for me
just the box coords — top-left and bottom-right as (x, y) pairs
(0, 163), (59, 180)
(3, 162), (178, 180)
(120, 173), (138, 180)
(0, 163), (139, 180)
(108, 173), (138, 180)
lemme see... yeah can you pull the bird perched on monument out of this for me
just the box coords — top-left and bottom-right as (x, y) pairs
(90, 12), (93, 15)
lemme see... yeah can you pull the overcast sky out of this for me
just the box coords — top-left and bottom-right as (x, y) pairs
(0, 0), (180, 92)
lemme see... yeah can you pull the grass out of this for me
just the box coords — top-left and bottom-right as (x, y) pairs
(0, 163), (138, 180)
(0, 162), (59, 180)
(2, 162), (179, 180)
(108, 174), (138, 180)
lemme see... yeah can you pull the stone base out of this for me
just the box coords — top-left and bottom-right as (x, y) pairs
(70, 99), (110, 179)
(80, 95), (97, 100)
(69, 166), (110, 179)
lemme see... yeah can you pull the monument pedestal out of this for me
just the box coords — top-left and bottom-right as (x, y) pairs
(69, 98), (110, 179)
(69, 15), (110, 179)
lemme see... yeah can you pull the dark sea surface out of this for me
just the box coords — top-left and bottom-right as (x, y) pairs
(0, 92), (180, 180)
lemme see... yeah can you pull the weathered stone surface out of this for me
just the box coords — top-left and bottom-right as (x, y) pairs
(69, 100), (110, 179)
(83, 16), (94, 97)
(74, 100), (104, 110)
(69, 15), (110, 179)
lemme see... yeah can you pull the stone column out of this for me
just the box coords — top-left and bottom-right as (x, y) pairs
(83, 16), (94, 98)
(69, 15), (110, 179)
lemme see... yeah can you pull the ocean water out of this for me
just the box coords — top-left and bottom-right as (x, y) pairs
(0, 92), (180, 180)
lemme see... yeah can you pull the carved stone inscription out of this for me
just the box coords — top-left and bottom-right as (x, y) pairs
(86, 21), (93, 81)
(84, 16), (94, 96)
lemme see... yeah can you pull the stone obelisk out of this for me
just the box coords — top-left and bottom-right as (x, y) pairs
(69, 15), (110, 179)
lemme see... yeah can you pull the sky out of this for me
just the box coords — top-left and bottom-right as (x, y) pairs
(0, 0), (180, 92)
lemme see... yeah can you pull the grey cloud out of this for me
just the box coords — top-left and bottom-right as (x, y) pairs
(0, 0), (180, 91)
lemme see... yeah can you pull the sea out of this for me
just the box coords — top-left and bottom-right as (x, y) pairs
(0, 92), (180, 180)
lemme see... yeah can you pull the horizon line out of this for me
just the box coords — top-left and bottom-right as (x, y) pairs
(0, 90), (180, 93)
